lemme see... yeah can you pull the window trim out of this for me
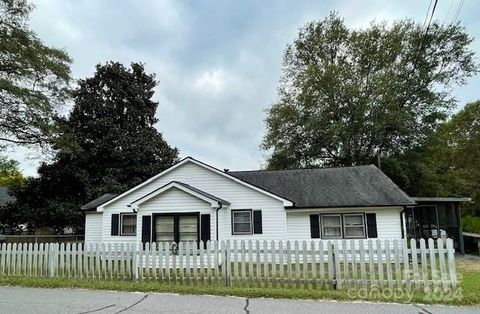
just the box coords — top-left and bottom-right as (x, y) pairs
(151, 212), (200, 244)
(318, 213), (367, 239)
(120, 213), (137, 236)
(320, 214), (343, 239)
(343, 213), (366, 239)
(231, 209), (253, 235)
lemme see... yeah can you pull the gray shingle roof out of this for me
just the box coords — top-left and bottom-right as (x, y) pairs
(81, 193), (118, 211)
(0, 187), (14, 207)
(229, 165), (414, 208)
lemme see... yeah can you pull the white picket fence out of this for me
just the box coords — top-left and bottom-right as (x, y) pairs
(0, 238), (457, 290)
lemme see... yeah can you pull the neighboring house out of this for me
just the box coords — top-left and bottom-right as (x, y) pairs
(82, 157), (415, 247)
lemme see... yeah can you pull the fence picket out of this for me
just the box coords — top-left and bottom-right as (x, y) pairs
(393, 240), (401, 288)
(385, 240), (393, 289)
(411, 238), (420, 290)
(270, 241), (276, 288)
(359, 239), (366, 288)
(333, 241), (342, 290)
(437, 238), (447, 291)
(207, 241), (213, 284)
(341, 240), (348, 287)
(368, 240), (375, 286)
(294, 241), (300, 288)
(319, 241), (325, 288)
(376, 239), (383, 288)
(446, 239), (457, 288)
(178, 242), (183, 284)
(402, 239), (411, 290)
(302, 241), (308, 288)
(350, 240), (357, 288)
(286, 241), (292, 288)
(166, 242), (172, 284)
(199, 241), (204, 285)
(310, 241), (317, 289)
(327, 241), (333, 288)
(278, 241), (284, 288)
(420, 239), (428, 290)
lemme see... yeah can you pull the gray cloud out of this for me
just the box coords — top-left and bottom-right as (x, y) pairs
(7, 0), (480, 175)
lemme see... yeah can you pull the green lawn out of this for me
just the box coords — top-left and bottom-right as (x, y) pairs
(0, 259), (478, 306)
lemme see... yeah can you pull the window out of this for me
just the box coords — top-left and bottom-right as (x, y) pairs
(232, 210), (252, 235)
(155, 216), (175, 242)
(343, 214), (366, 238)
(179, 215), (198, 242)
(321, 214), (342, 239)
(154, 214), (199, 244)
(120, 213), (137, 236)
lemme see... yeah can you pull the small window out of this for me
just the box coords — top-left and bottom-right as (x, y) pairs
(321, 214), (342, 239)
(120, 213), (137, 236)
(343, 214), (365, 238)
(232, 210), (252, 235)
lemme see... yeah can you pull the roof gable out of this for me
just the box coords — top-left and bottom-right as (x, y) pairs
(131, 181), (230, 209)
(96, 157), (293, 211)
(230, 165), (414, 208)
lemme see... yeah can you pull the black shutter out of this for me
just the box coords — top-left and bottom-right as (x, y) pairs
(310, 214), (320, 238)
(253, 210), (263, 234)
(111, 214), (119, 236)
(200, 214), (211, 248)
(142, 215), (152, 244)
(366, 213), (378, 238)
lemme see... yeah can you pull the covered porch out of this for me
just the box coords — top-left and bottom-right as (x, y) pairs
(404, 197), (470, 255)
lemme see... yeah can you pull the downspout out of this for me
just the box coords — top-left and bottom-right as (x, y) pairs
(216, 203), (223, 241)
(400, 208), (407, 239)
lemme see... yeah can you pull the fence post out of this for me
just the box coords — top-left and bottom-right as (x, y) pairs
(331, 242), (337, 290)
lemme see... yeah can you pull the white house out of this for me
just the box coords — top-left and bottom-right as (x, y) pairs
(81, 157), (415, 246)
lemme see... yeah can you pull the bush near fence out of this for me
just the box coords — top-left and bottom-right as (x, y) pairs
(0, 238), (457, 291)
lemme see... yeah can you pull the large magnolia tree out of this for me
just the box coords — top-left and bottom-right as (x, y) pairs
(4, 62), (179, 233)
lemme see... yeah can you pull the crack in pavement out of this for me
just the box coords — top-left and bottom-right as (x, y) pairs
(244, 298), (250, 314)
(115, 294), (149, 314)
(78, 304), (116, 314)
(414, 304), (433, 314)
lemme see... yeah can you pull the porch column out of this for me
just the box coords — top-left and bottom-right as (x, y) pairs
(455, 203), (465, 255)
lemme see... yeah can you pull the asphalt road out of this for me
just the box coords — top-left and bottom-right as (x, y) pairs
(0, 286), (478, 314)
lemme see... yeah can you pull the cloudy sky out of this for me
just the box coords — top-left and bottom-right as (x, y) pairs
(7, 0), (480, 176)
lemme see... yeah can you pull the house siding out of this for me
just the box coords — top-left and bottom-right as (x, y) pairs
(286, 207), (403, 241)
(85, 213), (103, 244)
(100, 162), (287, 244)
(137, 187), (215, 243)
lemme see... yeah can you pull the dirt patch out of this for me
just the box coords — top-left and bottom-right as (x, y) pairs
(456, 255), (480, 271)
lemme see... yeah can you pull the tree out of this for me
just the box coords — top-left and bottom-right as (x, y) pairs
(0, 155), (25, 186)
(6, 62), (179, 233)
(262, 13), (478, 169)
(423, 100), (480, 213)
(0, 0), (72, 148)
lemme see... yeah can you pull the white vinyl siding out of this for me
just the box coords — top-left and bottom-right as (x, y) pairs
(287, 207), (403, 241)
(85, 213), (102, 244)
(100, 161), (287, 244)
